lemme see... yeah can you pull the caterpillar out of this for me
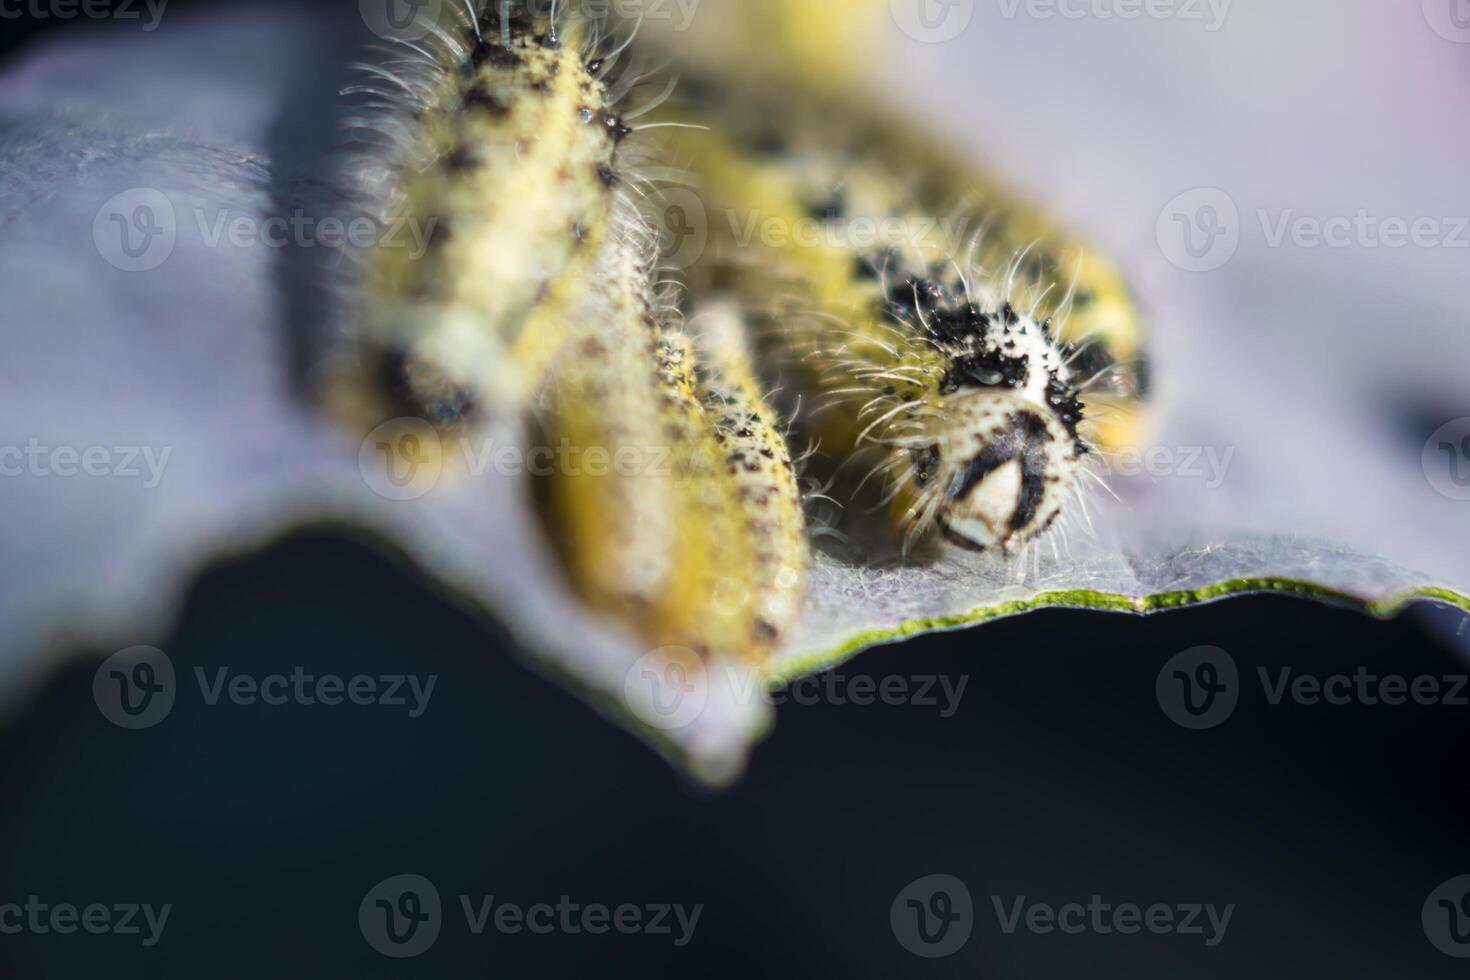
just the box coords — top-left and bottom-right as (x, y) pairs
(535, 202), (808, 661)
(640, 73), (1148, 555)
(536, 198), (676, 615)
(332, 0), (653, 428)
(330, 0), (810, 668)
(331, 0), (1146, 682)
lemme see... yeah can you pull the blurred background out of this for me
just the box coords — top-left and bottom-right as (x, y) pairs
(3, 535), (1469, 976)
(3, 1), (1470, 975)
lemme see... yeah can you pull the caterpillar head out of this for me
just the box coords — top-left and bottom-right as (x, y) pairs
(919, 399), (1081, 552)
(897, 301), (1088, 553)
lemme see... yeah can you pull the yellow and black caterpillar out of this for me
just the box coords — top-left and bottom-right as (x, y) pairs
(335, 0), (810, 666)
(336, 0), (1147, 670)
(644, 68), (1147, 554)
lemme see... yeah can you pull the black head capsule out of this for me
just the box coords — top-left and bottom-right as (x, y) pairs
(914, 303), (1086, 552)
(928, 401), (1077, 553)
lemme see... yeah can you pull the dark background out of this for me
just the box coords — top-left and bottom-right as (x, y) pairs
(4, 6), (1470, 977)
(2, 533), (1468, 977)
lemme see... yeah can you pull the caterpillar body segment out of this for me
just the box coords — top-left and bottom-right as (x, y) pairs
(658, 83), (1145, 427)
(539, 208), (677, 614)
(639, 324), (758, 657)
(342, 1), (643, 424)
(537, 221), (806, 663)
(635, 0), (889, 97)
(690, 305), (809, 651)
(634, 0), (1145, 424)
